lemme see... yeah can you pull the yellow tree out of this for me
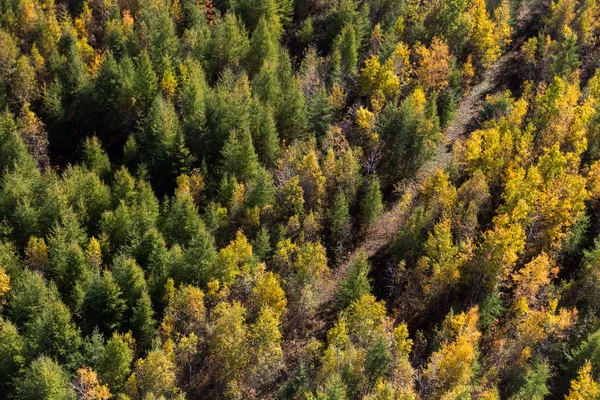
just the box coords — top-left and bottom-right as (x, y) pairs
(212, 230), (254, 286)
(207, 301), (249, 398)
(415, 218), (472, 301)
(0, 267), (9, 303)
(249, 270), (287, 318)
(414, 37), (451, 93)
(566, 361), (600, 400)
(359, 56), (400, 109)
(423, 307), (481, 398)
(71, 367), (111, 400)
(472, 212), (526, 290)
(467, 0), (501, 68)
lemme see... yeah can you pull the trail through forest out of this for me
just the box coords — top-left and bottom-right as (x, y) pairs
(333, 54), (507, 282)
(335, 0), (542, 281)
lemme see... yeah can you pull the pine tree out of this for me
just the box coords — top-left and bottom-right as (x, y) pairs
(82, 136), (111, 182)
(221, 128), (260, 183)
(16, 356), (73, 400)
(247, 17), (279, 76)
(307, 86), (333, 139)
(97, 332), (135, 393)
(335, 249), (372, 308)
(275, 51), (308, 142)
(179, 59), (207, 160)
(338, 24), (358, 77)
(0, 318), (24, 397)
(81, 271), (126, 335)
(359, 175), (383, 230)
(132, 51), (159, 117)
(131, 290), (156, 353)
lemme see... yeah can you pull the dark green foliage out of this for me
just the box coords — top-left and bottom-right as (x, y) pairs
(335, 250), (371, 308)
(179, 59), (208, 160)
(249, 102), (279, 167)
(246, 167), (276, 209)
(330, 192), (351, 251)
(0, 112), (35, 176)
(131, 290), (156, 352)
(365, 338), (392, 388)
(221, 128), (260, 182)
(252, 226), (272, 261)
(81, 271), (126, 335)
(515, 359), (551, 400)
(378, 90), (440, 186)
(132, 52), (159, 117)
(91, 52), (134, 149)
(359, 175), (383, 230)
(338, 24), (358, 77)
(274, 51), (308, 142)
(136, 95), (192, 194)
(206, 14), (250, 80)
(246, 17), (279, 76)
(307, 86), (333, 139)
(160, 188), (211, 247)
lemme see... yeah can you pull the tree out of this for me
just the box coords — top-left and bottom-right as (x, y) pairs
(515, 359), (552, 400)
(330, 192), (351, 254)
(81, 271), (126, 335)
(124, 348), (180, 399)
(211, 230), (254, 286)
(208, 301), (249, 396)
(16, 356), (73, 400)
(160, 183), (212, 247)
(307, 86), (333, 139)
(338, 24), (358, 77)
(161, 284), (206, 339)
(131, 291), (156, 353)
(71, 367), (111, 400)
(248, 306), (284, 388)
(221, 128), (260, 183)
(249, 102), (279, 167)
(207, 13), (250, 79)
(24, 236), (48, 272)
(415, 218), (471, 302)
(423, 307), (481, 397)
(414, 37), (451, 93)
(82, 136), (111, 182)
(136, 95), (192, 194)
(179, 58), (207, 160)
(132, 51), (158, 116)
(246, 17), (279, 76)
(250, 270), (287, 317)
(0, 318), (24, 397)
(274, 51), (308, 142)
(96, 332), (135, 393)
(112, 255), (147, 312)
(359, 175), (383, 230)
(566, 362), (600, 400)
(335, 249), (372, 309)
(378, 88), (440, 185)
(467, 0), (501, 68)
(359, 55), (400, 106)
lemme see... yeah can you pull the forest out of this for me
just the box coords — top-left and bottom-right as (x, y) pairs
(2, 0), (600, 398)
